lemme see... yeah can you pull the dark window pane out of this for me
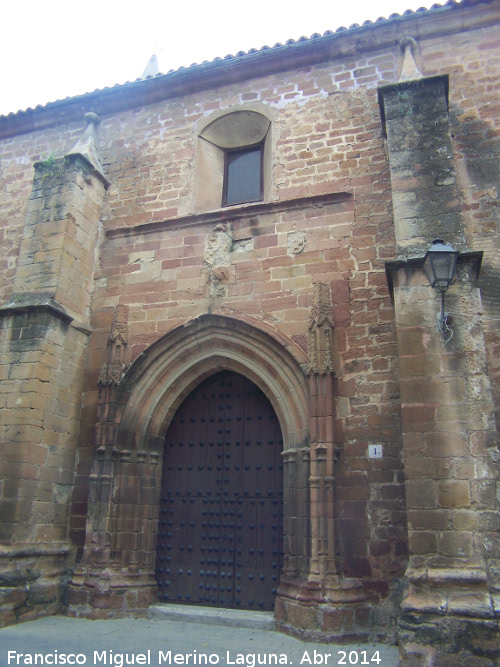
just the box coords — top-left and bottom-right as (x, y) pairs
(225, 147), (262, 206)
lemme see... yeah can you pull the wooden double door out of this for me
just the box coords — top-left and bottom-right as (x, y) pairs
(155, 371), (283, 610)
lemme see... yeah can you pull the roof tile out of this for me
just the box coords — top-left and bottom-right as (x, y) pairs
(0, 1), (464, 120)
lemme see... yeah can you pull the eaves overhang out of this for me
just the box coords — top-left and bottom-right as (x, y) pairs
(0, 0), (498, 140)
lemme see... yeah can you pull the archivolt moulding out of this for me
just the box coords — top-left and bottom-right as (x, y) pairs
(117, 314), (310, 452)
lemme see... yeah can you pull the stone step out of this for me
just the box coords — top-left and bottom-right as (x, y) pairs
(148, 604), (276, 631)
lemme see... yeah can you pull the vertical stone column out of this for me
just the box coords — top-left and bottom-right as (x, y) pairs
(69, 305), (160, 617)
(380, 64), (499, 663)
(0, 115), (108, 625)
(276, 282), (365, 639)
(79, 305), (131, 574)
(281, 447), (310, 580)
(308, 375), (337, 583)
(306, 282), (338, 588)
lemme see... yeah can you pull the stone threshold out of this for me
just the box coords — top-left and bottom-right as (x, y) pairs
(148, 604), (276, 631)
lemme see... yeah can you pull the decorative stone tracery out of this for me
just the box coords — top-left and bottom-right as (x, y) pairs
(97, 305), (129, 386)
(203, 223), (233, 312)
(203, 222), (232, 269)
(287, 230), (306, 255)
(307, 282), (335, 376)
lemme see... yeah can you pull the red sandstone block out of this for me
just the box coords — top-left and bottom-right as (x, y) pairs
(348, 458), (371, 472)
(278, 186), (310, 200)
(339, 377), (356, 397)
(321, 608), (354, 633)
(262, 255), (293, 270)
(399, 354), (441, 378)
(338, 485), (370, 501)
(402, 405), (436, 433)
(261, 295), (298, 310)
(253, 235), (278, 250)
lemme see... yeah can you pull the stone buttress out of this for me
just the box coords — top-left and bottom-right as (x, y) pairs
(0, 114), (108, 625)
(380, 42), (500, 666)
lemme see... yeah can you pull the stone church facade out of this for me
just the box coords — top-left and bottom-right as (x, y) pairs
(1, 1), (499, 664)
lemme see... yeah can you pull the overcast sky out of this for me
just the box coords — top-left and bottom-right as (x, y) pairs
(1, 0), (450, 117)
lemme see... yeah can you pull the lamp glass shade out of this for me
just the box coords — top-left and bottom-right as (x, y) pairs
(423, 239), (459, 292)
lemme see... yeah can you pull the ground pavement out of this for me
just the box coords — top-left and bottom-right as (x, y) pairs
(0, 607), (399, 667)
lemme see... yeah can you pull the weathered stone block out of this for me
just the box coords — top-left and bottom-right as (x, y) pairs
(438, 531), (473, 558)
(409, 531), (438, 555)
(285, 602), (320, 631)
(438, 480), (471, 508)
(406, 480), (438, 509)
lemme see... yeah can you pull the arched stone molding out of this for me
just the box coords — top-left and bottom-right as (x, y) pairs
(191, 104), (277, 213)
(120, 314), (309, 451)
(69, 314), (312, 617)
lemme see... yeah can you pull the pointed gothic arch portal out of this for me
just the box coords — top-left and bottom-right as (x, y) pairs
(75, 315), (312, 615)
(156, 370), (283, 610)
(118, 314), (309, 451)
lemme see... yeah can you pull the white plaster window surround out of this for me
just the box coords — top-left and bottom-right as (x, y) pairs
(194, 109), (272, 212)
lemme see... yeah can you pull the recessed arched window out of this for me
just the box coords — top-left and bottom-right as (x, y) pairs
(194, 109), (271, 212)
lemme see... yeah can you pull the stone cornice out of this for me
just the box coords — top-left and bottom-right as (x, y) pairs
(0, 543), (73, 558)
(1, 1), (499, 139)
(33, 152), (110, 189)
(0, 296), (73, 322)
(0, 295), (92, 334)
(103, 191), (353, 238)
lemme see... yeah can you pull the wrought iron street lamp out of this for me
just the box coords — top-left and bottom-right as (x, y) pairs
(423, 239), (459, 343)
